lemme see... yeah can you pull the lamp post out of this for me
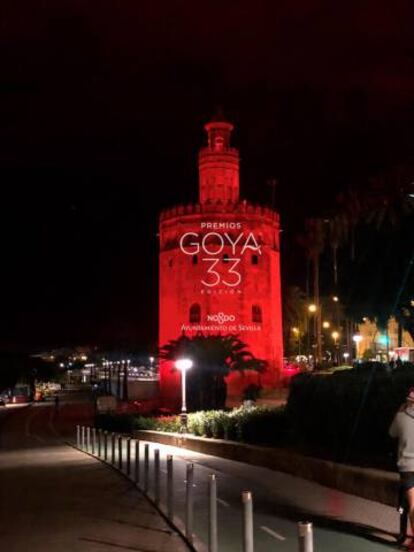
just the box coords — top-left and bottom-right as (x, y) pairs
(331, 331), (340, 365)
(353, 334), (363, 360)
(292, 327), (301, 355)
(175, 358), (193, 432)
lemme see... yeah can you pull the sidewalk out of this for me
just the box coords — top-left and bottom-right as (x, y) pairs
(0, 402), (190, 552)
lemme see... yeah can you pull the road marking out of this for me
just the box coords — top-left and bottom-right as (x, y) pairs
(183, 480), (197, 487)
(217, 498), (230, 508)
(260, 525), (286, 541)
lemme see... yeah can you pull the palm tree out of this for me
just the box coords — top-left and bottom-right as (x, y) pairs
(336, 188), (364, 261)
(328, 214), (348, 286)
(283, 285), (307, 354)
(365, 170), (414, 230)
(160, 334), (267, 410)
(299, 218), (326, 363)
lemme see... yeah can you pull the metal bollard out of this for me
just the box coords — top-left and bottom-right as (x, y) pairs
(76, 425), (80, 447)
(242, 491), (254, 552)
(298, 522), (313, 552)
(81, 426), (85, 449)
(118, 436), (123, 470)
(92, 428), (96, 455)
(185, 463), (194, 543)
(144, 444), (149, 493)
(86, 427), (91, 452)
(154, 449), (160, 505)
(166, 455), (174, 520)
(111, 433), (116, 464)
(208, 474), (218, 552)
(104, 431), (108, 461)
(98, 429), (102, 457)
(135, 440), (140, 484)
(126, 437), (131, 476)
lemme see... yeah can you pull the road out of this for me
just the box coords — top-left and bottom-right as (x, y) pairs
(103, 435), (404, 551)
(0, 393), (189, 552)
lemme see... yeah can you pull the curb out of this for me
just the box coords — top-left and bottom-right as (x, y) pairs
(134, 430), (399, 508)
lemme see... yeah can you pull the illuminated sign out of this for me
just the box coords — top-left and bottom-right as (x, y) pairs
(179, 224), (262, 289)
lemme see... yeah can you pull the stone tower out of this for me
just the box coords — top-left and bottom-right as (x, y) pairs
(159, 115), (283, 404)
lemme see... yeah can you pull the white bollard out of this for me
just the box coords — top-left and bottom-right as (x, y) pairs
(166, 455), (174, 520)
(208, 474), (218, 552)
(135, 440), (140, 484)
(185, 463), (194, 543)
(242, 491), (254, 552)
(144, 444), (149, 493)
(298, 522), (314, 552)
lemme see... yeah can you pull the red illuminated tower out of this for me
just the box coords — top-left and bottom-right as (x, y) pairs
(159, 114), (283, 404)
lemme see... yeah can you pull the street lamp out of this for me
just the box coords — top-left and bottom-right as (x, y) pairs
(175, 358), (193, 432)
(323, 321), (330, 329)
(353, 334), (363, 359)
(308, 304), (317, 313)
(292, 327), (301, 355)
(331, 331), (340, 365)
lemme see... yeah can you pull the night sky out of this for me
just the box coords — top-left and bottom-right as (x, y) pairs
(1, 1), (414, 351)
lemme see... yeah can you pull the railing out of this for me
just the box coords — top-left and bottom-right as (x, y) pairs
(76, 425), (314, 551)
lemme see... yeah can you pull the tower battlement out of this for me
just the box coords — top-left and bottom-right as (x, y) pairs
(159, 201), (280, 223)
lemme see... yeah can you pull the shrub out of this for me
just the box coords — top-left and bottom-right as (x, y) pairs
(133, 415), (181, 432)
(286, 362), (414, 462)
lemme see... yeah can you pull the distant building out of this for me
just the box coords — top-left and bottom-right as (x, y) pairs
(358, 317), (414, 360)
(159, 114), (283, 403)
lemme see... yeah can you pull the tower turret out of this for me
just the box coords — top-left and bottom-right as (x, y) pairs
(198, 115), (240, 204)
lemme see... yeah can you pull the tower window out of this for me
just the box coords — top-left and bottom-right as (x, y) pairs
(223, 253), (229, 263)
(252, 305), (262, 323)
(192, 255), (198, 265)
(189, 304), (201, 323)
(251, 254), (259, 265)
(168, 259), (173, 268)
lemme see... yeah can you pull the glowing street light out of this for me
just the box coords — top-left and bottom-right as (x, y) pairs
(353, 334), (363, 359)
(332, 296), (339, 302)
(175, 358), (193, 432)
(331, 331), (339, 342)
(292, 327), (300, 335)
(323, 321), (331, 329)
(308, 304), (317, 313)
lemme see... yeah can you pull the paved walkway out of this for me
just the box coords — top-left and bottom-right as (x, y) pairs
(0, 397), (189, 552)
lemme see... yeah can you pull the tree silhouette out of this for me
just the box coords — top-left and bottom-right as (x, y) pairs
(160, 334), (267, 410)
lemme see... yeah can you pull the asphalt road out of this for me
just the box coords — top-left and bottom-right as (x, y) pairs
(103, 435), (404, 552)
(0, 395), (189, 552)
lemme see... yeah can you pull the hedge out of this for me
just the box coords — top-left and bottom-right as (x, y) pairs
(96, 406), (289, 446)
(286, 362), (414, 463)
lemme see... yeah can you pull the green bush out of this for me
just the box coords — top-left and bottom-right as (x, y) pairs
(133, 415), (181, 432)
(95, 407), (289, 446)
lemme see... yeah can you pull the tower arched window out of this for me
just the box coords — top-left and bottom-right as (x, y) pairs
(251, 254), (259, 265)
(252, 305), (262, 323)
(168, 258), (173, 268)
(223, 253), (229, 263)
(192, 255), (198, 265)
(189, 304), (201, 323)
